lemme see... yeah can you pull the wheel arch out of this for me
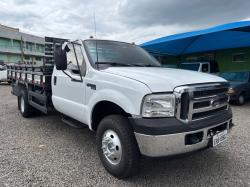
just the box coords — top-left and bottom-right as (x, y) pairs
(90, 100), (132, 131)
(13, 81), (29, 96)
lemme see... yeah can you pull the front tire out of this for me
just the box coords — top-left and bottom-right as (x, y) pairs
(96, 115), (140, 179)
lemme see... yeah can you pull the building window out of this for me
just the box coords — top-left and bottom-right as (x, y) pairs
(24, 56), (30, 60)
(35, 57), (42, 61)
(232, 53), (246, 62)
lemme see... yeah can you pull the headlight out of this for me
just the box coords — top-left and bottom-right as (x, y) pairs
(141, 94), (175, 118)
(228, 88), (235, 95)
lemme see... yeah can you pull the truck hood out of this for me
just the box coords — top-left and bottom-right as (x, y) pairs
(102, 67), (226, 92)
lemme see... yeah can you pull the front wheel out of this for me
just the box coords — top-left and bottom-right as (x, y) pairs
(96, 115), (140, 179)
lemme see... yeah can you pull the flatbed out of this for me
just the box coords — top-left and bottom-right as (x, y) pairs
(7, 64), (54, 113)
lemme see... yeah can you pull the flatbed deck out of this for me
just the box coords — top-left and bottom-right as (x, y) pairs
(7, 64), (54, 90)
(7, 64), (54, 113)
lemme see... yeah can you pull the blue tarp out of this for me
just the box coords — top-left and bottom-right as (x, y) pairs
(141, 21), (250, 55)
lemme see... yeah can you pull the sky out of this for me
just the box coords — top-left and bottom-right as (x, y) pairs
(0, 0), (250, 44)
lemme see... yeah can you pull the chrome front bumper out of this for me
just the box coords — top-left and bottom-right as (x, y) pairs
(134, 119), (232, 157)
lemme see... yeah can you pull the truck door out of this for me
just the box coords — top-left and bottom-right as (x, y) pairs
(52, 42), (88, 124)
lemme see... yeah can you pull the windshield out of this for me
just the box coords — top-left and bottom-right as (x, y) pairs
(220, 72), (249, 82)
(84, 40), (161, 68)
(179, 63), (200, 71)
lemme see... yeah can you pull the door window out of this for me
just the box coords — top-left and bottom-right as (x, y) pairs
(74, 44), (86, 76)
(66, 43), (86, 76)
(67, 44), (80, 69)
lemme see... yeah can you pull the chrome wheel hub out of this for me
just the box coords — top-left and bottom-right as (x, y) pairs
(102, 130), (122, 165)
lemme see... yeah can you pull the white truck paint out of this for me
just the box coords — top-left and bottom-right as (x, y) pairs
(8, 39), (233, 178)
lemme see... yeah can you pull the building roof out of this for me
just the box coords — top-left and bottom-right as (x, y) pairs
(0, 23), (44, 44)
(0, 24), (19, 32)
(141, 21), (250, 55)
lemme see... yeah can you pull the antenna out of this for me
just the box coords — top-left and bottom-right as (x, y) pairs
(93, 11), (97, 38)
(93, 11), (99, 69)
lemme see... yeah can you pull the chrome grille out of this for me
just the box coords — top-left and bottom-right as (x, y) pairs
(174, 83), (230, 123)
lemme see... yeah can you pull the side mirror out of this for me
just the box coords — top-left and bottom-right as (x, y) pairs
(55, 45), (67, 70)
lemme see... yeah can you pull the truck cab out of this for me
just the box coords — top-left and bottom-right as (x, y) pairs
(8, 39), (233, 179)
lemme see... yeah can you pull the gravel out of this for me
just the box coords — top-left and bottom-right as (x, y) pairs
(0, 85), (249, 187)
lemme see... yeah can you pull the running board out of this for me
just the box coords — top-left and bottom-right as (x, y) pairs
(61, 116), (87, 129)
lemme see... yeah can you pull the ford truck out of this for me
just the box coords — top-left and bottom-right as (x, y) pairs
(7, 39), (233, 178)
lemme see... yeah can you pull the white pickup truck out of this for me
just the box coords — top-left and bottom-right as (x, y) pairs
(179, 61), (219, 74)
(7, 39), (233, 178)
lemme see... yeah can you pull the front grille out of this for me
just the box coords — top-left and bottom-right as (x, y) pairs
(193, 87), (228, 98)
(180, 92), (189, 119)
(192, 105), (228, 120)
(175, 83), (229, 123)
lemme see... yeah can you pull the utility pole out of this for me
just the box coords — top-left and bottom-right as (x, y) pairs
(20, 36), (24, 64)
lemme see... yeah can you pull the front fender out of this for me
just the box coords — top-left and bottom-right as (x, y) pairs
(86, 89), (141, 126)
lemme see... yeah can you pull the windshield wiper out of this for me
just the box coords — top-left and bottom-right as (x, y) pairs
(95, 62), (160, 67)
(95, 62), (134, 67)
(143, 64), (161, 67)
(132, 64), (160, 67)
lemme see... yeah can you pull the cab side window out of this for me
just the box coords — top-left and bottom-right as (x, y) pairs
(66, 43), (86, 76)
(66, 44), (80, 70)
(74, 44), (86, 76)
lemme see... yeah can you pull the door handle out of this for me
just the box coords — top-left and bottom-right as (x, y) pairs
(54, 76), (57, 85)
(86, 83), (96, 90)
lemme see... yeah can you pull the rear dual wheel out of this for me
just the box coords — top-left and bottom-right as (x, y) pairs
(18, 89), (34, 118)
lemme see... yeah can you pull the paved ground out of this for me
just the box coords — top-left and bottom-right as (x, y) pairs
(0, 85), (249, 187)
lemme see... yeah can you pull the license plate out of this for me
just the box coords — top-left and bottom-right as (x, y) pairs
(212, 130), (228, 147)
